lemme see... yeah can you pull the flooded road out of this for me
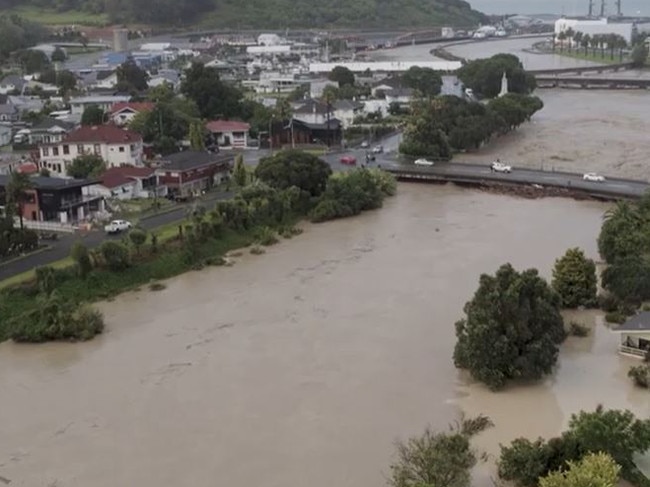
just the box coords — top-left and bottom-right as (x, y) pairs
(1, 185), (647, 487)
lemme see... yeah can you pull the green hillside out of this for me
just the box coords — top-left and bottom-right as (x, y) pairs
(0, 0), (486, 28)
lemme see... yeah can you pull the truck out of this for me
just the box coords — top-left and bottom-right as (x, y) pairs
(104, 219), (132, 234)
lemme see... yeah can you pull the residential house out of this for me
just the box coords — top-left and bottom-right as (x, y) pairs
(384, 87), (414, 106)
(109, 101), (155, 126)
(205, 120), (251, 149)
(77, 70), (117, 91)
(39, 125), (143, 177)
(86, 166), (161, 200)
(614, 312), (650, 359)
(155, 151), (232, 197)
(289, 98), (342, 147)
(147, 69), (181, 90)
(0, 94), (19, 123)
(0, 75), (26, 95)
(310, 78), (338, 99)
(15, 119), (76, 145)
(371, 77), (404, 98)
(333, 99), (364, 129)
(0, 125), (11, 146)
(0, 175), (104, 223)
(8, 95), (45, 115)
(69, 95), (131, 115)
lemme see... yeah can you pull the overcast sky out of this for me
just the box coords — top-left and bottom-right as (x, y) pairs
(470, 0), (648, 15)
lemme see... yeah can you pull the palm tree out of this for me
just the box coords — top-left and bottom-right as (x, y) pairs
(604, 201), (639, 223)
(6, 171), (33, 231)
(581, 34), (592, 55)
(565, 28), (576, 52)
(557, 31), (567, 53)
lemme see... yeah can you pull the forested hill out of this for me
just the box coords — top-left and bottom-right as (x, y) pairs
(0, 0), (486, 28)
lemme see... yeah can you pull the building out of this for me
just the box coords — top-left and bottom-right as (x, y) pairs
(155, 151), (232, 197)
(614, 312), (650, 359)
(0, 125), (11, 146)
(554, 17), (634, 45)
(291, 98), (342, 146)
(69, 95), (131, 115)
(109, 101), (155, 126)
(87, 166), (161, 200)
(148, 70), (182, 90)
(205, 120), (251, 149)
(333, 99), (364, 128)
(14, 119), (76, 146)
(113, 28), (129, 52)
(309, 61), (462, 74)
(39, 125), (143, 177)
(0, 97), (19, 123)
(0, 75), (26, 95)
(0, 175), (104, 223)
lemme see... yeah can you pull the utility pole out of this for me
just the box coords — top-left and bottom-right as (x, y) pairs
(588, 0), (594, 17)
(600, 0), (606, 17)
(616, 0), (622, 16)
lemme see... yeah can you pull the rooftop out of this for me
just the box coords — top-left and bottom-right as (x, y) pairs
(205, 120), (251, 132)
(615, 312), (650, 332)
(0, 175), (97, 190)
(110, 101), (155, 114)
(70, 95), (131, 104)
(61, 125), (142, 144)
(158, 151), (232, 171)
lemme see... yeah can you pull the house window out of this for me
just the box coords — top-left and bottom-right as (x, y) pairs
(52, 147), (59, 156)
(42, 147), (49, 156)
(63, 145), (69, 155)
(119, 146), (125, 152)
(56, 164), (61, 173)
(77, 144), (84, 154)
(130, 144), (135, 152)
(93, 144), (101, 155)
(44, 135), (51, 143)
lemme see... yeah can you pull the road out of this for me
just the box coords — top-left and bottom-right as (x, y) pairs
(380, 160), (650, 199)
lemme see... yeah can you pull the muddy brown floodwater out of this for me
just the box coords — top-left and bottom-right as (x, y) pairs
(1, 184), (649, 487)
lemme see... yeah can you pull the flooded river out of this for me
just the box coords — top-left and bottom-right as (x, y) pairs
(1, 184), (648, 486)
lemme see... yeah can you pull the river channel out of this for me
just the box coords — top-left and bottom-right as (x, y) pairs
(1, 184), (649, 487)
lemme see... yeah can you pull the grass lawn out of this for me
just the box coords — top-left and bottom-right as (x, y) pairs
(0, 257), (73, 291)
(555, 48), (628, 64)
(6, 6), (109, 25)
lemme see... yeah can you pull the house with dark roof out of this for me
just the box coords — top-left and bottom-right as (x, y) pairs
(16, 118), (77, 145)
(614, 312), (650, 358)
(333, 99), (365, 128)
(286, 98), (342, 147)
(88, 165), (161, 200)
(0, 175), (104, 223)
(205, 120), (251, 149)
(109, 101), (155, 126)
(39, 125), (143, 177)
(154, 151), (233, 197)
(0, 75), (26, 95)
(69, 95), (131, 115)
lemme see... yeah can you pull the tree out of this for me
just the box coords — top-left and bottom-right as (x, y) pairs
(453, 263), (566, 390)
(6, 170), (34, 230)
(401, 66), (443, 99)
(70, 241), (92, 278)
(181, 62), (243, 119)
(189, 121), (205, 150)
(499, 438), (555, 487)
(16, 49), (50, 74)
(100, 241), (130, 271)
(67, 154), (106, 179)
(255, 150), (332, 197)
(81, 105), (105, 126)
(457, 54), (536, 99)
(552, 248), (597, 308)
(232, 154), (247, 187)
(55, 69), (77, 94)
(328, 65), (355, 87)
(539, 453), (620, 487)
(631, 42), (649, 68)
(388, 416), (492, 487)
(128, 229), (147, 256)
(51, 47), (66, 62)
(116, 58), (148, 92)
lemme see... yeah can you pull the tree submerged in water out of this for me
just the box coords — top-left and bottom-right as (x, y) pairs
(453, 263), (565, 390)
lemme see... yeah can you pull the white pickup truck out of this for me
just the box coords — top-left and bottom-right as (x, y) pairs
(104, 219), (132, 234)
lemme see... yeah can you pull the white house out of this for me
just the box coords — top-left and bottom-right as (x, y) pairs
(39, 125), (143, 177)
(85, 166), (160, 200)
(0, 75), (26, 95)
(205, 120), (251, 149)
(310, 78), (338, 98)
(554, 17), (634, 45)
(614, 312), (650, 359)
(69, 95), (131, 115)
(333, 99), (364, 128)
(109, 101), (155, 126)
(292, 98), (335, 125)
(14, 118), (76, 145)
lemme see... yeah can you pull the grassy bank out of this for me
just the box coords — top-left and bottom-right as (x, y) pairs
(6, 6), (110, 25)
(551, 48), (627, 64)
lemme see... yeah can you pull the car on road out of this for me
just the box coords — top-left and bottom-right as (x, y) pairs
(372, 145), (383, 154)
(104, 219), (132, 234)
(414, 158), (435, 166)
(583, 172), (605, 182)
(340, 155), (357, 165)
(360, 141), (369, 148)
(490, 161), (512, 173)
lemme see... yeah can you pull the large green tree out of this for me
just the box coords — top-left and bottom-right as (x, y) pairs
(552, 248), (597, 308)
(81, 105), (105, 126)
(457, 54), (536, 99)
(401, 66), (443, 99)
(328, 65), (355, 87)
(67, 154), (106, 179)
(453, 263), (566, 390)
(181, 62), (243, 119)
(6, 170), (34, 230)
(255, 150), (332, 197)
(116, 58), (149, 92)
(539, 453), (620, 487)
(389, 416), (493, 487)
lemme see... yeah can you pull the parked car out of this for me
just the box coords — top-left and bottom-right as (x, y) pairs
(490, 161), (512, 173)
(583, 172), (605, 182)
(360, 141), (369, 148)
(104, 219), (132, 234)
(372, 145), (384, 154)
(365, 152), (376, 162)
(340, 155), (357, 165)
(414, 158), (434, 166)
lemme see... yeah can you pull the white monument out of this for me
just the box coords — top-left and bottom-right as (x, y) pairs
(498, 71), (509, 97)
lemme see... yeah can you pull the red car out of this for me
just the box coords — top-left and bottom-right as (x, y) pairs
(340, 155), (357, 165)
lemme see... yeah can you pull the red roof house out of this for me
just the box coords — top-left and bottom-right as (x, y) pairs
(205, 120), (251, 149)
(109, 101), (155, 126)
(93, 165), (160, 199)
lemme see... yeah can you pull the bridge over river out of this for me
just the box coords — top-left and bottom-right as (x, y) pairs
(377, 161), (650, 200)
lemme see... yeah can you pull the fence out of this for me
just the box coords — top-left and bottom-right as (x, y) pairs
(16, 219), (78, 233)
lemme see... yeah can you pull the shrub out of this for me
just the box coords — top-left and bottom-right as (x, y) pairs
(605, 311), (626, 324)
(568, 322), (590, 337)
(552, 248), (597, 308)
(150, 232), (159, 253)
(628, 365), (650, 388)
(254, 226), (278, 246)
(148, 281), (166, 291)
(100, 241), (130, 271)
(598, 292), (621, 312)
(128, 228), (147, 255)
(204, 256), (226, 266)
(71, 241), (93, 278)
(35, 266), (56, 296)
(250, 245), (265, 255)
